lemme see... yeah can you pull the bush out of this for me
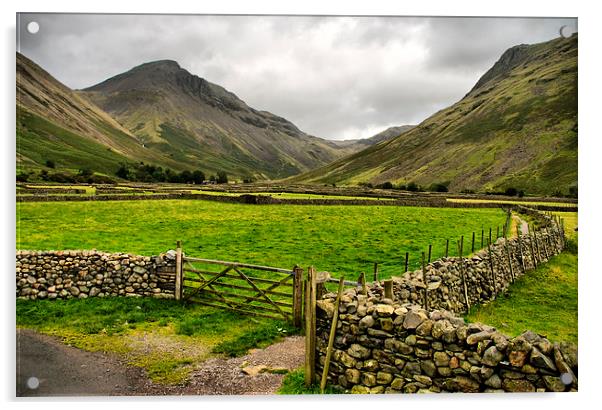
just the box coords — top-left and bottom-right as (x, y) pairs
(45, 160), (55, 169)
(406, 181), (420, 192)
(217, 171), (228, 184)
(428, 183), (449, 192)
(504, 187), (518, 196)
(16, 172), (29, 182)
(378, 181), (394, 189)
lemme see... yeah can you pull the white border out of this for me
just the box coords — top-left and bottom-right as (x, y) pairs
(2, 1), (599, 410)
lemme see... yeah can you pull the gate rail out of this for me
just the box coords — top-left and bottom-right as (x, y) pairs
(174, 241), (304, 327)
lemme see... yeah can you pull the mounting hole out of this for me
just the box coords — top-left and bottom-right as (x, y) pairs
(27, 21), (40, 34)
(560, 372), (573, 385)
(26, 376), (40, 389)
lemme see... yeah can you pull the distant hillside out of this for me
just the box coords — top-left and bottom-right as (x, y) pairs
(289, 35), (577, 196)
(81, 60), (359, 180)
(330, 125), (415, 151)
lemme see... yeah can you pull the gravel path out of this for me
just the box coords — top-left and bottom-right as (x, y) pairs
(16, 328), (304, 397)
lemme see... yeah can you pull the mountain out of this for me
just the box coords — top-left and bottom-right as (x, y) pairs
(81, 60), (359, 179)
(324, 125), (415, 152)
(289, 34), (578, 196)
(17, 54), (364, 180)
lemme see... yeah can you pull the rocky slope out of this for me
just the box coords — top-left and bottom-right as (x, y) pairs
(17, 54), (364, 180)
(81, 60), (359, 179)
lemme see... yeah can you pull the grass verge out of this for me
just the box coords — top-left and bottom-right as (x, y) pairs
(277, 369), (341, 394)
(465, 249), (577, 343)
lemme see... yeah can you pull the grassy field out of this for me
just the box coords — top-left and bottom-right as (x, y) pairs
(16, 200), (509, 277)
(190, 190), (395, 201)
(447, 198), (576, 207)
(465, 250), (577, 343)
(16, 297), (296, 384)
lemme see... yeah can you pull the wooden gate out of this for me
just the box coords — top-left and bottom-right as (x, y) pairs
(173, 241), (304, 327)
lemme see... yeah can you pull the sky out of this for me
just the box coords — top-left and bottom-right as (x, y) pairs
(17, 14), (577, 141)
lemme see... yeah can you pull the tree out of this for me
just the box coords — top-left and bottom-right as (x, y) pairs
(191, 170), (205, 185)
(429, 183), (449, 192)
(406, 181), (419, 192)
(16, 172), (29, 182)
(504, 187), (518, 197)
(217, 171), (228, 184)
(379, 181), (394, 189)
(45, 160), (55, 169)
(116, 164), (130, 180)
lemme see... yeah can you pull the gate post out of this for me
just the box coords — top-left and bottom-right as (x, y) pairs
(292, 265), (304, 328)
(304, 266), (317, 387)
(175, 240), (183, 301)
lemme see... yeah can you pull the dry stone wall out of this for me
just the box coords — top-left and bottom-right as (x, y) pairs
(376, 213), (564, 315)
(314, 211), (575, 393)
(315, 300), (578, 393)
(16, 250), (177, 300)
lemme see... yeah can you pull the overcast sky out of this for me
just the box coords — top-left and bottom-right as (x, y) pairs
(17, 14), (577, 140)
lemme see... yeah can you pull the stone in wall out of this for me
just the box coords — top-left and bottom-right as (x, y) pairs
(315, 289), (578, 394)
(16, 250), (176, 300)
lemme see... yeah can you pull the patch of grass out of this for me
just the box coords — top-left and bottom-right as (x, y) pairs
(212, 321), (298, 357)
(465, 251), (577, 343)
(278, 369), (342, 394)
(16, 200), (508, 277)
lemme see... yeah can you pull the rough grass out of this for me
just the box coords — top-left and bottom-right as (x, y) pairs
(277, 369), (341, 394)
(16, 297), (295, 384)
(465, 250), (578, 343)
(16, 199), (508, 277)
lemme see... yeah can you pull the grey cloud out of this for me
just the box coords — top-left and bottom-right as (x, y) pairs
(17, 14), (577, 140)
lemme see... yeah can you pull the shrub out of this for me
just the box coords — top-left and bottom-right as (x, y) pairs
(45, 160), (55, 168)
(428, 183), (449, 192)
(217, 171), (228, 184)
(16, 172), (29, 182)
(406, 181), (420, 192)
(378, 181), (394, 189)
(504, 187), (518, 196)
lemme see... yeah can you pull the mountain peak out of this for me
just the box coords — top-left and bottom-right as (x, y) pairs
(132, 59), (181, 72)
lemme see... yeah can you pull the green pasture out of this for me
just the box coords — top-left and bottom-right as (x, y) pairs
(16, 200), (509, 277)
(466, 249), (578, 343)
(447, 198), (576, 208)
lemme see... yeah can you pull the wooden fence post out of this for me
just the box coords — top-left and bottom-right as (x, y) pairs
(404, 252), (409, 272)
(457, 240), (470, 311)
(534, 230), (543, 263)
(292, 265), (304, 328)
(421, 252), (428, 311)
(320, 277), (345, 394)
(541, 229), (550, 260)
(373, 262), (379, 284)
(175, 240), (183, 301)
(471, 232), (475, 253)
(496, 226), (500, 239)
(489, 227), (492, 245)
(445, 240), (449, 258)
(304, 266), (317, 387)
(384, 279), (393, 300)
(428, 244), (432, 263)
(481, 229), (484, 249)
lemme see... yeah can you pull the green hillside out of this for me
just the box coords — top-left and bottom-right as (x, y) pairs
(290, 35), (577, 196)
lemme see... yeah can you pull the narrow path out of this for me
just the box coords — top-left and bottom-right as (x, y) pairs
(16, 328), (304, 396)
(16, 328), (150, 396)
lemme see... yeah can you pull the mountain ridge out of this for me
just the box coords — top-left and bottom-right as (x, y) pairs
(288, 34), (578, 196)
(17, 53), (368, 180)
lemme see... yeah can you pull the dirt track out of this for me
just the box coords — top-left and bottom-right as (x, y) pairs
(16, 328), (304, 397)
